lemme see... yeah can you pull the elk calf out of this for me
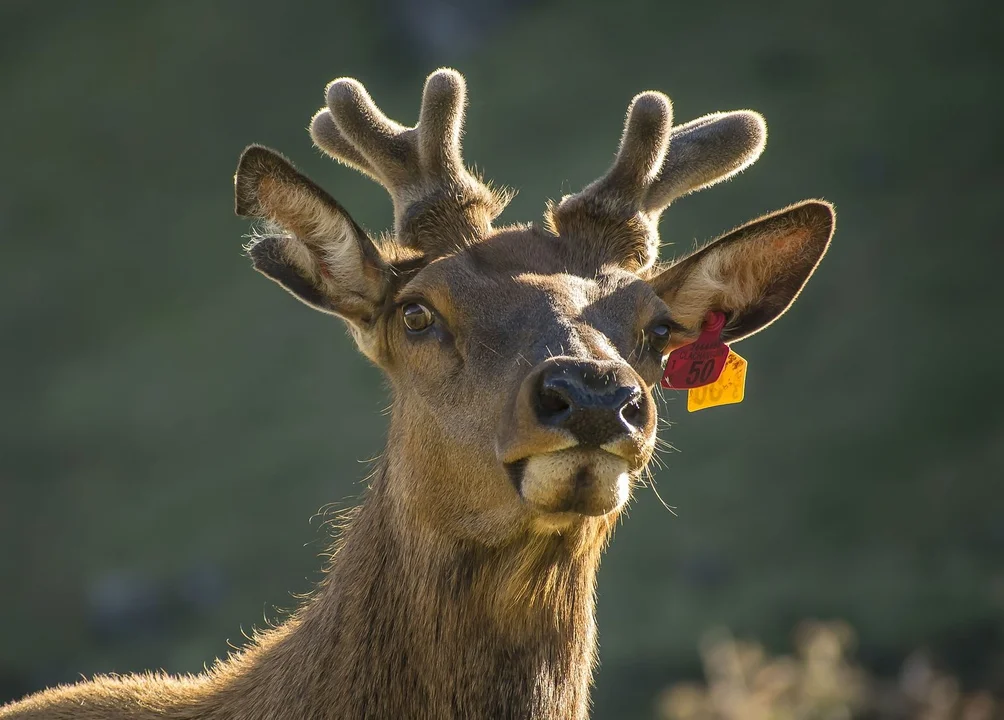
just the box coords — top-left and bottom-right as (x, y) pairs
(2, 69), (833, 720)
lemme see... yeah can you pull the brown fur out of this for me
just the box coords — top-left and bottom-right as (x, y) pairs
(2, 69), (834, 720)
(5, 477), (604, 719)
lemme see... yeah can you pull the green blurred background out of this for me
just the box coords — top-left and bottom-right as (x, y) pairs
(1, 0), (1001, 717)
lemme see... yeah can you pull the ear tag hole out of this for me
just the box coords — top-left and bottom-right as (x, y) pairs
(660, 311), (747, 412)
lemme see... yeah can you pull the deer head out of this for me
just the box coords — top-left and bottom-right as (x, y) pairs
(0, 68), (837, 720)
(234, 68), (833, 552)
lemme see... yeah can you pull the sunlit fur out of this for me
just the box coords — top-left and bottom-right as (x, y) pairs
(2, 69), (833, 720)
(547, 92), (768, 273)
(521, 449), (631, 516)
(647, 201), (834, 344)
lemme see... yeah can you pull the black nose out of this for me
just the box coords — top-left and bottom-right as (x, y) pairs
(534, 361), (646, 446)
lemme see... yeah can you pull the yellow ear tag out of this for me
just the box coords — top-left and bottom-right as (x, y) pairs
(687, 350), (747, 412)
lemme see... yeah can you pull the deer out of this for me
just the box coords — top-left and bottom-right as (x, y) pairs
(2, 68), (834, 720)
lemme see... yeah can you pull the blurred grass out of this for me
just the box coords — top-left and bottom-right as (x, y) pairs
(658, 621), (1002, 719)
(1, 0), (1002, 717)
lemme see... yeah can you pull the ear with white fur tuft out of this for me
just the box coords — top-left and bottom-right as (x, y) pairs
(649, 201), (835, 344)
(234, 145), (389, 346)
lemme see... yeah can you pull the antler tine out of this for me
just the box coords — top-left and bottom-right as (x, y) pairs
(548, 94), (767, 272)
(590, 92), (673, 204)
(643, 110), (766, 212)
(308, 68), (507, 253)
(547, 92), (672, 271)
(309, 110), (380, 182)
(324, 78), (416, 189)
(417, 70), (466, 180)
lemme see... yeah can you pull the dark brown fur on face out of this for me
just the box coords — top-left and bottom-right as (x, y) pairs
(2, 69), (834, 720)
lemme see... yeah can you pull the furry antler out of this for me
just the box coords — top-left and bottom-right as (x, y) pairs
(310, 68), (509, 255)
(547, 92), (766, 272)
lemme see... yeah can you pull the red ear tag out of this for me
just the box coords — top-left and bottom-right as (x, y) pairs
(661, 311), (730, 389)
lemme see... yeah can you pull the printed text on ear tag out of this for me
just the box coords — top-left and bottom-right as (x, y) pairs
(687, 350), (746, 412)
(661, 311), (729, 389)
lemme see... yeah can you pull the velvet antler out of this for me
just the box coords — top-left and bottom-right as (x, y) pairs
(546, 92), (766, 272)
(310, 69), (510, 255)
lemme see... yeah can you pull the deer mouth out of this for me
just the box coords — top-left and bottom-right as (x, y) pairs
(507, 447), (632, 522)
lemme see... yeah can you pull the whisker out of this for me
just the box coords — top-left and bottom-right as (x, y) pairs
(473, 337), (502, 358)
(645, 466), (677, 516)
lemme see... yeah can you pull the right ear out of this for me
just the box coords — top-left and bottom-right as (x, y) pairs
(234, 145), (389, 339)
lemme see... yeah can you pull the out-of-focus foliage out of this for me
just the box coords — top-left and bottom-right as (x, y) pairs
(659, 622), (1002, 720)
(1, 0), (1001, 717)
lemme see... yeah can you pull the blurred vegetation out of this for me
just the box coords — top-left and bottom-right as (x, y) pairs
(0, 0), (1001, 717)
(659, 622), (1002, 720)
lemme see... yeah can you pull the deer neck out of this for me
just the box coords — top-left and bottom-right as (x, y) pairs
(216, 444), (609, 720)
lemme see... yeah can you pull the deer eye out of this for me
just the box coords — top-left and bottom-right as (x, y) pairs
(402, 303), (435, 333)
(646, 322), (673, 354)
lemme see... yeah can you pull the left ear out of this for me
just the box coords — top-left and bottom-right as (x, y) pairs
(234, 144), (391, 325)
(649, 200), (835, 343)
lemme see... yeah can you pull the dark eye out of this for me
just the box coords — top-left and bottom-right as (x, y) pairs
(646, 322), (673, 353)
(402, 303), (435, 333)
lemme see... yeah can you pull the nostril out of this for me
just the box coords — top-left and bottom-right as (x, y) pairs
(621, 397), (644, 428)
(537, 384), (572, 424)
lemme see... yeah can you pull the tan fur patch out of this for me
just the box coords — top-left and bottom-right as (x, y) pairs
(649, 202), (833, 340)
(521, 449), (630, 517)
(258, 177), (380, 304)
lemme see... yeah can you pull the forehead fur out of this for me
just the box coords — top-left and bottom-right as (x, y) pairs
(397, 224), (654, 283)
(399, 225), (651, 300)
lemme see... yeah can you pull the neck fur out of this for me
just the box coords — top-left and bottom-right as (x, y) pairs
(194, 460), (610, 720)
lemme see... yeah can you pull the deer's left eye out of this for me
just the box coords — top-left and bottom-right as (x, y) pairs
(646, 322), (673, 354)
(402, 303), (435, 333)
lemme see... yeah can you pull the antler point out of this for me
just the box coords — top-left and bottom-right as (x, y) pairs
(326, 77), (369, 109)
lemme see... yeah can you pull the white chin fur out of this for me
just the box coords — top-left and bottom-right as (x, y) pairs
(520, 448), (630, 518)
